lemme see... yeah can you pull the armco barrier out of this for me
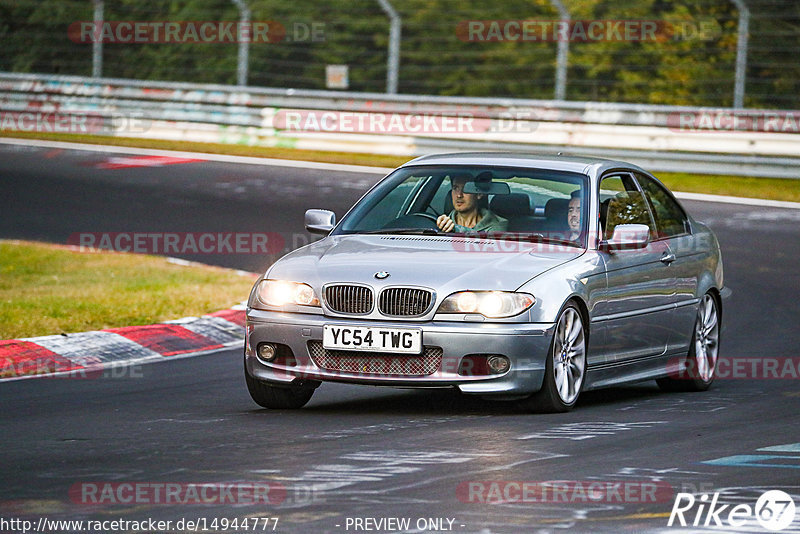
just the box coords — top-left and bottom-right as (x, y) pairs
(1, 72), (799, 178)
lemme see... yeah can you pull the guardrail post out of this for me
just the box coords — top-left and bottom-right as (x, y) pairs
(376, 0), (401, 94)
(92, 0), (104, 78)
(231, 0), (251, 86)
(550, 0), (570, 101)
(730, 0), (750, 108)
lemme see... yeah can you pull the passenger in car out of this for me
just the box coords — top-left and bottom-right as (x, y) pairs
(567, 190), (582, 241)
(436, 174), (508, 233)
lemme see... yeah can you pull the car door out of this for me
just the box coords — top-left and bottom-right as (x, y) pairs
(634, 172), (700, 355)
(593, 172), (676, 364)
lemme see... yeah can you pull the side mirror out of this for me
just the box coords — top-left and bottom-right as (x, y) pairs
(305, 209), (336, 235)
(600, 223), (650, 251)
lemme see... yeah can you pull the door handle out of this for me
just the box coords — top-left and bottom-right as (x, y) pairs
(660, 253), (676, 264)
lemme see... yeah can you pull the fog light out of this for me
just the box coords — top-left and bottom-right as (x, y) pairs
(257, 343), (277, 362)
(487, 355), (510, 374)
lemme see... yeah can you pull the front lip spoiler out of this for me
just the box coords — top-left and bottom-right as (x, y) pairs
(250, 359), (511, 387)
(248, 360), (547, 395)
(260, 369), (479, 388)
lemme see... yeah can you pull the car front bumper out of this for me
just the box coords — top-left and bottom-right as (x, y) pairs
(245, 308), (556, 397)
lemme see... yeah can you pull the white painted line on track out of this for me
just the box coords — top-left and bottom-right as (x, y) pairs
(0, 137), (393, 175)
(3, 137), (799, 209)
(673, 191), (800, 210)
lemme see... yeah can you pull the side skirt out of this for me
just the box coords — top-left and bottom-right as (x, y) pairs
(583, 350), (686, 390)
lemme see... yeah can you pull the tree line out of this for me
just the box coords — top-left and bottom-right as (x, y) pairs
(1, 0), (797, 109)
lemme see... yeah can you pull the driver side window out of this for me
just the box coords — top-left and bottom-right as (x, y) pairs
(599, 174), (656, 240)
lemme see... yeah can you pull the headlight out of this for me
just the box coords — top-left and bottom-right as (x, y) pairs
(437, 291), (535, 318)
(256, 279), (320, 308)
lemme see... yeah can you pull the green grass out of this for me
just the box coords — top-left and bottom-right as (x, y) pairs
(2, 131), (798, 202)
(0, 241), (256, 339)
(654, 172), (800, 203)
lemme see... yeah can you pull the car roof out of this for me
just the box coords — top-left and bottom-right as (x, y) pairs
(400, 152), (646, 179)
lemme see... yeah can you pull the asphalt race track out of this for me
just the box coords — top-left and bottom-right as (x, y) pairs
(1, 142), (799, 533)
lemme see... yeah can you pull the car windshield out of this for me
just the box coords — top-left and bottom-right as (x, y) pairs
(334, 165), (589, 247)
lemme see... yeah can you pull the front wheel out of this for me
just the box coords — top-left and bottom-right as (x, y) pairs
(657, 292), (720, 392)
(522, 304), (587, 412)
(245, 365), (315, 409)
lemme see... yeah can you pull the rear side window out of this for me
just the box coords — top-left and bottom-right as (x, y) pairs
(635, 173), (689, 238)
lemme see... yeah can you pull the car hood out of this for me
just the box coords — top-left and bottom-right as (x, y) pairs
(266, 234), (583, 292)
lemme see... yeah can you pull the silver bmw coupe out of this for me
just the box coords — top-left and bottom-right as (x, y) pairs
(244, 153), (728, 412)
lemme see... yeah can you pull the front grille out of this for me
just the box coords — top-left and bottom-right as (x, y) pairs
(324, 284), (374, 314)
(308, 341), (442, 377)
(378, 287), (433, 317)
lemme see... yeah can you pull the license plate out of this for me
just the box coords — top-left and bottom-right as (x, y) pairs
(323, 325), (422, 354)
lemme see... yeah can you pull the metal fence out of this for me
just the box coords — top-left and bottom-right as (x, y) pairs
(1, 0), (799, 109)
(2, 72), (799, 178)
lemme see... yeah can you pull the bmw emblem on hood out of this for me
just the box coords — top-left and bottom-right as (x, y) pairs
(374, 271), (390, 280)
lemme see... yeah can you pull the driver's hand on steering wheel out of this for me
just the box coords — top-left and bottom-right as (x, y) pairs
(436, 214), (455, 232)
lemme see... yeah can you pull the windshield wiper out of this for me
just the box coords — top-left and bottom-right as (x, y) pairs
(351, 229), (580, 246)
(357, 228), (444, 236)
(467, 232), (581, 247)
(519, 234), (579, 247)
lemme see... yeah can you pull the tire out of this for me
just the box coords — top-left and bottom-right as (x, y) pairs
(244, 364), (315, 409)
(522, 303), (587, 413)
(657, 292), (720, 392)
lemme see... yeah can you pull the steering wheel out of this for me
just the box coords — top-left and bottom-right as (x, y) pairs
(411, 212), (438, 222)
(382, 213), (440, 230)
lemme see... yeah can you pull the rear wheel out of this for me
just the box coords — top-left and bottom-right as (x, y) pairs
(245, 364), (315, 409)
(522, 304), (586, 412)
(657, 292), (720, 392)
